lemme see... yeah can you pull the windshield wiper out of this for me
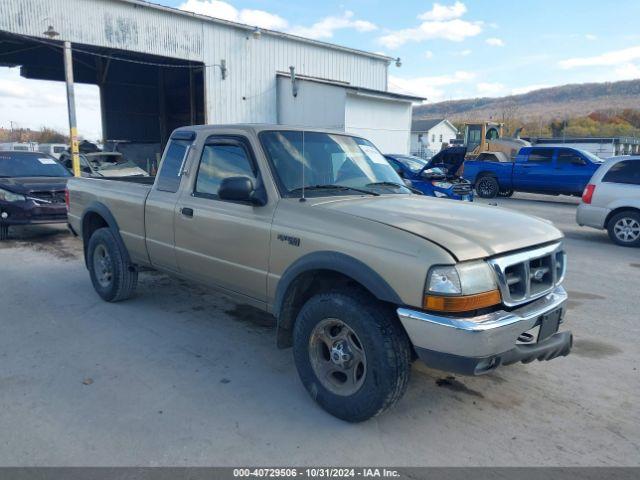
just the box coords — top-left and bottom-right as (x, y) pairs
(290, 184), (379, 196)
(365, 181), (422, 195)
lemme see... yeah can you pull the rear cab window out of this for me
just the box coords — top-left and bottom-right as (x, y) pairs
(156, 131), (195, 193)
(602, 160), (640, 185)
(527, 148), (554, 164)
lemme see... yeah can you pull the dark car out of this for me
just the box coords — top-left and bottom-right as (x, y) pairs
(385, 147), (473, 201)
(0, 151), (71, 240)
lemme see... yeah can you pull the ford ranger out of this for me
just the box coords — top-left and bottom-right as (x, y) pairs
(67, 125), (572, 422)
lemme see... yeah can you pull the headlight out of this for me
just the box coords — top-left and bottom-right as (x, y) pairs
(0, 188), (26, 202)
(432, 181), (452, 189)
(424, 262), (501, 313)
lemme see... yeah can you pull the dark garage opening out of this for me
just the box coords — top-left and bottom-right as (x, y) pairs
(0, 31), (205, 170)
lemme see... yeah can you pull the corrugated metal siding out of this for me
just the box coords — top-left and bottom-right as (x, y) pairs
(1, 0), (389, 123)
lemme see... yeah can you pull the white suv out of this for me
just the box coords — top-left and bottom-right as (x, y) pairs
(577, 156), (640, 247)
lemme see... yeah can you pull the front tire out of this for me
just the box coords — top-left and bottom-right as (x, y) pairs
(87, 227), (138, 301)
(607, 211), (640, 247)
(476, 176), (499, 198)
(293, 288), (411, 422)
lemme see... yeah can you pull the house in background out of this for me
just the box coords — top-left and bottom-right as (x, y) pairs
(410, 118), (459, 158)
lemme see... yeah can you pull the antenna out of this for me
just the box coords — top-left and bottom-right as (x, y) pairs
(300, 130), (306, 202)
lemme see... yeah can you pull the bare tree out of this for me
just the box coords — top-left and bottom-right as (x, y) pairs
(500, 101), (521, 136)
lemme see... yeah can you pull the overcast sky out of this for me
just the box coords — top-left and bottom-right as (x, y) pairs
(1, 0), (639, 139)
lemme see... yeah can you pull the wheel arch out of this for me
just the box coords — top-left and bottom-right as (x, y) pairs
(81, 202), (131, 268)
(604, 206), (640, 228)
(273, 251), (403, 349)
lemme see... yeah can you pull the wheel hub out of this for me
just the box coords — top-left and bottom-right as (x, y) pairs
(615, 218), (640, 242)
(308, 318), (367, 396)
(93, 244), (113, 288)
(330, 341), (352, 367)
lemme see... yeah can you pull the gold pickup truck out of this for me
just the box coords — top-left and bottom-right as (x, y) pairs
(67, 125), (572, 422)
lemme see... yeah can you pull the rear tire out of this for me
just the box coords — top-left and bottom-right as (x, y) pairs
(87, 227), (138, 301)
(607, 211), (640, 247)
(293, 288), (411, 422)
(476, 176), (499, 198)
(0, 224), (8, 241)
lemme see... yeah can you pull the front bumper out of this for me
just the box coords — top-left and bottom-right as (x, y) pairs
(397, 286), (572, 375)
(0, 201), (67, 226)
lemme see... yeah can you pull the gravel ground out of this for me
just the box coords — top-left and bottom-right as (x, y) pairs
(0, 193), (638, 466)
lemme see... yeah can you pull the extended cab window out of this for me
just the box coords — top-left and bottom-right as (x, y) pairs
(557, 150), (586, 166)
(602, 160), (640, 185)
(528, 149), (554, 163)
(195, 142), (256, 198)
(156, 137), (192, 192)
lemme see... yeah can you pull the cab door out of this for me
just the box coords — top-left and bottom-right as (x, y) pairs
(513, 148), (555, 192)
(174, 136), (274, 302)
(554, 148), (592, 194)
(145, 131), (195, 273)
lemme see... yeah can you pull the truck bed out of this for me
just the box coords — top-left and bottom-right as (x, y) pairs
(67, 177), (152, 265)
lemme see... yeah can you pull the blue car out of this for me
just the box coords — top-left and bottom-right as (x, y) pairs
(385, 147), (473, 201)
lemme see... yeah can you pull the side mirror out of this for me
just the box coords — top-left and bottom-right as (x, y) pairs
(218, 176), (265, 205)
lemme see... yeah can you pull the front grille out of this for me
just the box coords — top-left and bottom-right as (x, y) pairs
(452, 183), (472, 195)
(488, 242), (566, 307)
(28, 190), (66, 205)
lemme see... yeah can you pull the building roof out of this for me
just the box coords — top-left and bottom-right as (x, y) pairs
(276, 72), (425, 102)
(120, 0), (395, 63)
(411, 118), (447, 132)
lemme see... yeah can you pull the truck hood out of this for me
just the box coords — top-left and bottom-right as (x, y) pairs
(0, 176), (68, 194)
(422, 146), (467, 177)
(313, 195), (563, 261)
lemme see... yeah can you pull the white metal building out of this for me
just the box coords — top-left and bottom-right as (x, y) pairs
(0, 0), (421, 153)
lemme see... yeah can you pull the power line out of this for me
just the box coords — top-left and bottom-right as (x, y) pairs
(7, 32), (223, 70)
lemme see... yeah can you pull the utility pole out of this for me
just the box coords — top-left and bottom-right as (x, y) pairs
(63, 41), (81, 177)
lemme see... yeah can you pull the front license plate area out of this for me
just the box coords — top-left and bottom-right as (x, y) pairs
(537, 308), (562, 342)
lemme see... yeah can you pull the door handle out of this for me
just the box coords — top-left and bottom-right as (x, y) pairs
(181, 207), (194, 218)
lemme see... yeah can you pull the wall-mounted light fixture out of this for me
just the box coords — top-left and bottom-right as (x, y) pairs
(252, 26), (262, 39)
(395, 57), (402, 68)
(43, 25), (60, 38)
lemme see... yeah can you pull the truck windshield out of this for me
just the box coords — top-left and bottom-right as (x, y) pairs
(576, 149), (603, 163)
(393, 155), (428, 173)
(0, 152), (71, 178)
(260, 131), (410, 197)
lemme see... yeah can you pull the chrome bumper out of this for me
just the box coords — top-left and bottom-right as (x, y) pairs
(398, 286), (570, 372)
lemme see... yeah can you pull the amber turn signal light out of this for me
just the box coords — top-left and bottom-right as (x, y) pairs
(423, 289), (501, 313)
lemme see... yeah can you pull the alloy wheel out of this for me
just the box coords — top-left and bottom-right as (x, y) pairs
(614, 217), (640, 243)
(93, 244), (114, 288)
(308, 318), (367, 396)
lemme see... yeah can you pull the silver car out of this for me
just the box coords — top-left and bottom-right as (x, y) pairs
(576, 156), (640, 247)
